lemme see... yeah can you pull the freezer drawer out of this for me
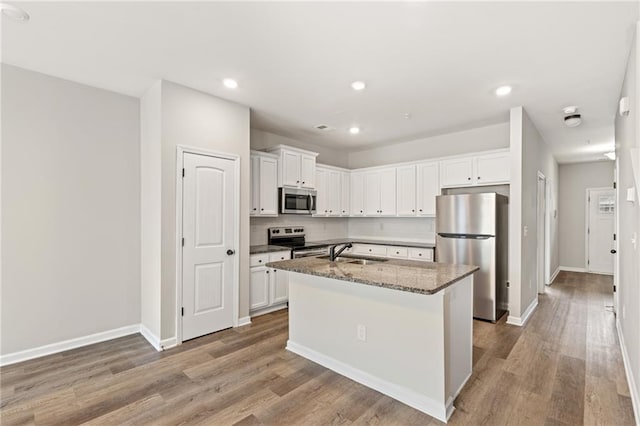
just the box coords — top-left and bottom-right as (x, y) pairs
(436, 235), (497, 321)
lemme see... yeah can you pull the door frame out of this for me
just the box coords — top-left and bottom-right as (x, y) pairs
(175, 145), (241, 345)
(585, 187), (615, 275)
(614, 159), (619, 313)
(536, 171), (547, 294)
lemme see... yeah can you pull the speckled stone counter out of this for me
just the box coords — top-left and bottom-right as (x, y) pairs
(250, 244), (290, 255)
(266, 256), (478, 295)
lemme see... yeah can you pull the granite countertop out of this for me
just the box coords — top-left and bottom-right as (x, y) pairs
(250, 244), (291, 255)
(309, 238), (436, 249)
(266, 256), (478, 295)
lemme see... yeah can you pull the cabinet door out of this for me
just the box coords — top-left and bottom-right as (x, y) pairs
(364, 171), (381, 216)
(315, 168), (328, 216)
(379, 168), (397, 216)
(282, 151), (301, 187)
(271, 268), (288, 304)
(350, 172), (365, 216)
(300, 155), (316, 189)
(328, 170), (341, 216)
(250, 267), (269, 310)
(396, 165), (416, 216)
(417, 162), (439, 216)
(250, 156), (260, 216)
(340, 172), (350, 216)
(440, 158), (473, 187)
(259, 157), (278, 215)
(475, 153), (510, 185)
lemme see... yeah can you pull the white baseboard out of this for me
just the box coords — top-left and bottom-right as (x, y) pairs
(250, 303), (288, 318)
(559, 266), (587, 273)
(548, 267), (560, 284)
(287, 340), (450, 422)
(160, 337), (177, 351)
(237, 316), (252, 327)
(507, 298), (538, 327)
(0, 324), (140, 367)
(139, 324), (162, 351)
(617, 320), (640, 425)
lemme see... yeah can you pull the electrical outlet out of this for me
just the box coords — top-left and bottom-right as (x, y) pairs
(523, 225), (528, 237)
(357, 324), (366, 341)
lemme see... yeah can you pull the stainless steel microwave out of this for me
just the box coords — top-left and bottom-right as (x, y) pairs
(279, 187), (317, 214)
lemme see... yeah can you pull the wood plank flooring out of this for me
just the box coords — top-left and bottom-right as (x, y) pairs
(1, 271), (635, 425)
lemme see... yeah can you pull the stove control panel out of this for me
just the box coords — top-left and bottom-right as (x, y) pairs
(268, 226), (305, 239)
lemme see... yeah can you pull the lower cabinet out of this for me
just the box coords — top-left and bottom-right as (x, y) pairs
(349, 243), (434, 262)
(250, 250), (290, 316)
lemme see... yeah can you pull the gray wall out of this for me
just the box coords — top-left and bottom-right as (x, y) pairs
(1, 65), (141, 355)
(347, 122), (509, 169)
(558, 161), (614, 269)
(251, 129), (349, 168)
(160, 81), (250, 339)
(614, 21), (640, 414)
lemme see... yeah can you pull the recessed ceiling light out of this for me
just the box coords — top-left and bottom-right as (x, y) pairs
(495, 86), (512, 97)
(351, 81), (366, 91)
(349, 127), (360, 135)
(1, 3), (29, 21)
(604, 152), (616, 160)
(223, 78), (238, 89)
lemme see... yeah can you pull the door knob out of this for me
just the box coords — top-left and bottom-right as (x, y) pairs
(226, 249), (235, 256)
(610, 249), (617, 254)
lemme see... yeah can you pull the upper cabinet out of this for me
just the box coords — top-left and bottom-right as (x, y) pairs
(250, 151), (279, 216)
(350, 172), (365, 216)
(315, 165), (349, 217)
(396, 165), (417, 216)
(416, 162), (439, 216)
(266, 145), (318, 189)
(364, 168), (397, 216)
(440, 151), (510, 188)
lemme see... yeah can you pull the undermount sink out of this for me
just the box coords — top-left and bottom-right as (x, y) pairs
(317, 255), (388, 265)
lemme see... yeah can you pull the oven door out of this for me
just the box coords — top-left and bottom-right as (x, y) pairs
(280, 188), (317, 214)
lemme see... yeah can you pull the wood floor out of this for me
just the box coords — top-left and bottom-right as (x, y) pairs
(1, 271), (635, 425)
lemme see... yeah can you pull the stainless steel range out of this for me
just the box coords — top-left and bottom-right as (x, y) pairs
(268, 227), (330, 258)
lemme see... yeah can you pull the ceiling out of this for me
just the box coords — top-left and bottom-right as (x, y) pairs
(2, 1), (638, 163)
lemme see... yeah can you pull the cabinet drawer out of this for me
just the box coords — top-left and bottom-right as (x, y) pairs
(268, 251), (291, 262)
(387, 247), (408, 258)
(250, 253), (270, 267)
(353, 244), (387, 257)
(408, 248), (433, 262)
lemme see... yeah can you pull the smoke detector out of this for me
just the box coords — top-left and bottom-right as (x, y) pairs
(562, 106), (582, 127)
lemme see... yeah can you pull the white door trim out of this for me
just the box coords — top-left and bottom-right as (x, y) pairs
(175, 145), (241, 346)
(585, 187), (614, 274)
(614, 159), (619, 314)
(544, 177), (552, 284)
(536, 171), (546, 294)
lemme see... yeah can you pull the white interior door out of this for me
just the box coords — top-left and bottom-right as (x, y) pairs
(182, 152), (235, 341)
(587, 188), (615, 275)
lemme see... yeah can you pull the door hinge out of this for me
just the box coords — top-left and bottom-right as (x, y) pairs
(182, 237), (185, 247)
(588, 259), (590, 265)
(588, 228), (590, 234)
(181, 307), (184, 317)
(613, 181), (617, 189)
(614, 233), (617, 241)
(182, 168), (185, 178)
(588, 196), (591, 202)
(613, 285), (616, 292)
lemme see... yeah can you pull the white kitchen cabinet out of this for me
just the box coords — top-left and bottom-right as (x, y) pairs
(417, 162), (439, 216)
(440, 157), (474, 188)
(250, 152), (278, 216)
(267, 145), (318, 189)
(474, 152), (510, 185)
(315, 168), (328, 216)
(350, 172), (365, 216)
(315, 166), (343, 217)
(364, 168), (397, 216)
(328, 170), (341, 216)
(439, 151), (510, 188)
(350, 243), (434, 262)
(408, 247), (434, 262)
(396, 165), (417, 216)
(250, 250), (290, 316)
(340, 172), (350, 216)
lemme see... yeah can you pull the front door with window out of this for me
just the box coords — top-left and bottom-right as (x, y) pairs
(587, 188), (615, 275)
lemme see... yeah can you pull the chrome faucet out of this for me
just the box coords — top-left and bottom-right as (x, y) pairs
(329, 243), (353, 262)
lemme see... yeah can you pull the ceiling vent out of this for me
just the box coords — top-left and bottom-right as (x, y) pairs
(314, 124), (335, 131)
(562, 106), (582, 128)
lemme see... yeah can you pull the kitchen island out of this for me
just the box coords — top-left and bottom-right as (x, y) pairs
(266, 256), (478, 423)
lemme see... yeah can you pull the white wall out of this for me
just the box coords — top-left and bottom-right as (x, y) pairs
(1, 65), (141, 355)
(508, 106), (559, 323)
(347, 123), (509, 169)
(348, 217), (436, 243)
(251, 129), (349, 168)
(614, 21), (640, 422)
(140, 81), (162, 338)
(558, 161), (615, 270)
(250, 216), (348, 246)
(160, 81), (250, 339)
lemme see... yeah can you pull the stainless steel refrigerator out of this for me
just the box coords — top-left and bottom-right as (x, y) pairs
(436, 193), (508, 322)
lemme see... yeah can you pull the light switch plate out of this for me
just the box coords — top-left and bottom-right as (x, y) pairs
(627, 187), (636, 203)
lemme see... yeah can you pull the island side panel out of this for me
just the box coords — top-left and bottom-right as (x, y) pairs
(444, 275), (474, 415)
(286, 272), (449, 421)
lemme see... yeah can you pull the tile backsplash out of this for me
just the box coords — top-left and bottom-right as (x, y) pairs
(250, 215), (435, 245)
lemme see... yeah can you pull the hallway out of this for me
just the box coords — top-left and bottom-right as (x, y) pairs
(0, 272), (635, 425)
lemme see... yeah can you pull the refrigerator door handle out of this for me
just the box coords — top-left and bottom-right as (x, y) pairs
(438, 233), (493, 240)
